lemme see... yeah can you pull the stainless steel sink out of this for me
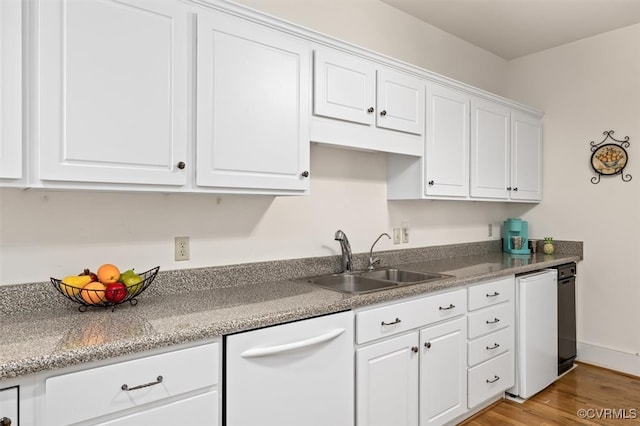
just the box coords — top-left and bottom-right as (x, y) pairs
(301, 273), (398, 294)
(361, 268), (447, 284)
(300, 268), (450, 294)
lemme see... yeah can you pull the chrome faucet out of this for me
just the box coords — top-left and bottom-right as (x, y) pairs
(368, 233), (391, 270)
(334, 230), (353, 273)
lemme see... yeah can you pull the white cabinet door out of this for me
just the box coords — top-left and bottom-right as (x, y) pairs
(37, 0), (189, 186)
(470, 98), (511, 199)
(0, 0), (22, 180)
(511, 111), (542, 201)
(356, 333), (419, 426)
(95, 391), (218, 426)
(419, 317), (467, 426)
(376, 68), (424, 135)
(313, 49), (375, 126)
(197, 10), (310, 192)
(425, 83), (470, 197)
(0, 386), (18, 426)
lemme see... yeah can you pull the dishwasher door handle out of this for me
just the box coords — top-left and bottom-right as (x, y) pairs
(240, 328), (346, 358)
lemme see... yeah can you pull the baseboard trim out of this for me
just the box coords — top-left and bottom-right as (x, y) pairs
(577, 342), (640, 377)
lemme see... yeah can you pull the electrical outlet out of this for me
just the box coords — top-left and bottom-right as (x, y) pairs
(393, 228), (401, 244)
(401, 222), (410, 244)
(488, 223), (493, 237)
(175, 236), (190, 261)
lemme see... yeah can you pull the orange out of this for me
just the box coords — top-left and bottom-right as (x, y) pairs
(80, 281), (107, 305)
(97, 264), (120, 284)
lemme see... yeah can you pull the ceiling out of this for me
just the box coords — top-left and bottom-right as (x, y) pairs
(380, 0), (640, 60)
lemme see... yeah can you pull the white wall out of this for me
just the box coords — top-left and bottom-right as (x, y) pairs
(0, 145), (512, 284)
(505, 23), (640, 374)
(0, 0), (513, 285)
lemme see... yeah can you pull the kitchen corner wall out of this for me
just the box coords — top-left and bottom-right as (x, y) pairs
(0, 0), (515, 286)
(505, 23), (640, 375)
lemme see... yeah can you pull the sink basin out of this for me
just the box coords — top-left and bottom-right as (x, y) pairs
(300, 268), (450, 294)
(361, 268), (447, 284)
(301, 274), (398, 294)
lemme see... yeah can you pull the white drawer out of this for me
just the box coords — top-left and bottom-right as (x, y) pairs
(467, 327), (513, 367)
(356, 289), (466, 344)
(467, 351), (514, 408)
(468, 276), (514, 311)
(467, 302), (513, 339)
(45, 343), (219, 426)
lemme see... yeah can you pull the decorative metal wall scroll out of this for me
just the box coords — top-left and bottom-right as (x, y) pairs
(590, 130), (631, 184)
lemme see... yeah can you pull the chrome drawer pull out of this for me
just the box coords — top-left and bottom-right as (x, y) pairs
(486, 318), (500, 324)
(122, 375), (163, 391)
(381, 317), (401, 326)
(439, 304), (455, 311)
(486, 291), (500, 297)
(486, 343), (500, 350)
(486, 375), (500, 384)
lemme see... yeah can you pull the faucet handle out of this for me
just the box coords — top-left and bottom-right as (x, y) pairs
(367, 258), (381, 271)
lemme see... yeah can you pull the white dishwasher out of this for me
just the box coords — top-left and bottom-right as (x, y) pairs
(225, 311), (354, 426)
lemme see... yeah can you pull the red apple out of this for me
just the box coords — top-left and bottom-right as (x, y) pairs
(105, 282), (128, 303)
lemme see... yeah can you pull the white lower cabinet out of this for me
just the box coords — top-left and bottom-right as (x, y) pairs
(355, 289), (467, 426)
(356, 333), (419, 426)
(95, 391), (218, 426)
(419, 318), (467, 425)
(41, 341), (221, 426)
(466, 277), (516, 409)
(0, 386), (19, 426)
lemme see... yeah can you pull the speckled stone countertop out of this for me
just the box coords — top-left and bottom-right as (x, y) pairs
(0, 240), (582, 381)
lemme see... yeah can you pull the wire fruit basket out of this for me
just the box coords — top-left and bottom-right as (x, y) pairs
(51, 266), (160, 312)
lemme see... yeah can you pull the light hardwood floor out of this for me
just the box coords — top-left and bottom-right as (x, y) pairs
(461, 362), (640, 425)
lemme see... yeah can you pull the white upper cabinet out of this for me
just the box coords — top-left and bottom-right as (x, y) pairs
(470, 98), (542, 201)
(196, 9), (310, 192)
(511, 111), (543, 201)
(0, 0), (22, 181)
(376, 68), (424, 135)
(36, 0), (189, 187)
(424, 83), (470, 197)
(312, 48), (424, 156)
(470, 98), (511, 199)
(313, 49), (375, 126)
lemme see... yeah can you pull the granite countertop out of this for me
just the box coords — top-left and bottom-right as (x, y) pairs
(0, 243), (581, 381)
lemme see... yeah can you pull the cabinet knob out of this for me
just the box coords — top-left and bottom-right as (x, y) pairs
(0, 418), (12, 426)
(513, 187), (518, 191)
(177, 161), (186, 170)
(301, 170), (309, 178)
(411, 346), (419, 353)
(425, 342), (431, 349)
(506, 186), (512, 191)
(367, 107), (374, 113)
(428, 180), (434, 186)
(380, 110), (387, 116)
